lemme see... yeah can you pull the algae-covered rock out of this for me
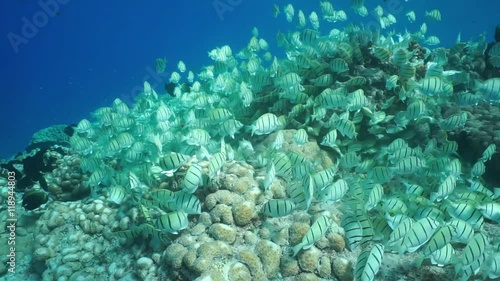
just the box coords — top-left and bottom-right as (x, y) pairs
(332, 257), (354, 281)
(318, 256), (332, 278)
(232, 201), (255, 226)
(238, 249), (266, 281)
(289, 222), (310, 245)
(228, 262), (252, 281)
(255, 240), (282, 278)
(163, 243), (187, 269)
(209, 223), (237, 244)
(298, 246), (321, 273)
(280, 256), (300, 277)
(296, 272), (321, 281)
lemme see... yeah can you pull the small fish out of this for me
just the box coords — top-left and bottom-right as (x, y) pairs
(399, 217), (440, 254)
(474, 78), (500, 103)
(454, 232), (488, 274)
(155, 57), (167, 73)
(292, 215), (332, 256)
(181, 163), (203, 194)
(208, 151), (226, 179)
(439, 112), (467, 131)
(479, 143), (496, 162)
(262, 199), (295, 218)
(107, 186), (126, 205)
(293, 129), (308, 145)
(430, 243), (455, 267)
(425, 9), (441, 21)
(251, 113), (281, 136)
(154, 211), (189, 234)
(262, 161), (275, 190)
(430, 175), (456, 202)
(354, 243), (385, 281)
(158, 152), (190, 176)
(406, 11), (416, 23)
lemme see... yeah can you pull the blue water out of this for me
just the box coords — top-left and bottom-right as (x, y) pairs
(1, 0), (498, 159)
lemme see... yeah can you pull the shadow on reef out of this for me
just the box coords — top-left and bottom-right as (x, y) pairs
(0, 124), (89, 210)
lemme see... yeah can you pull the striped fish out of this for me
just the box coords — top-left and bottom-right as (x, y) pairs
(448, 218), (475, 243)
(387, 217), (414, 250)
(316, 89), (348, 109)
(307, 166), (337, 192)
(293, 129), (308, 145)
(365, 184), (384, 211)
(208, 108), (233, 125)
(140, 223), (171, 244)
(388, 147), (416, 164)
(406, 99), (426, 120)
(430, 243), (455, 267)
(146, 189), (176, 210)
(292, 215), (332, 256)
(368, 166), (393, 184)
(392, 156), (425, 175)
(184, 129), (211, 147)
(181, 163), (203, 194)
(335, 118), (357, 139)
(471, 161), (486, 177)
(392, 48), (410, 66)
(208, 151), (226, 179)
(340, 152), (360, 168)
(271, 130), (284, 150)
(271, 152), (293, 179)
(354, 243), (385, 281)
(399, 217), (440, 254)
(262, 162), (275, 190)
(274, 72), (302, 88)
(474, 78), (500, 102)
(418, 224), (455, 263)
(476, 202), (500, 222)
(371, 46), (391, 62)
(399, 63), (416, 79)
(446, 201), (484, 229)
(409, 76), (443, 96)
(480, 143), (496, 162)
(340, 76), (366, 87)
(385, 75), (399, 90)
(454, 232), (488, 274)
(347, 89), (368, 111)
(262, 199), (295, 218)
(311, 74), (334, 87)
(159, 152), (190, 176)
(251, 113), (280, 136)
(484, 252), (500, 279)
(439, 112), (467, 131)
(154, 211), (189, 234)
(156, 104), (173, 122)
(330, 58), (349, 73)
(107, 186), (126, 205)
(342, 214), (365, 251)
(321, 129), (338, 147)
(318, 179), (349, 203)
(430, 175), (456, 202)
(413, 206), (445, 223)
(165, 191), (201, 214)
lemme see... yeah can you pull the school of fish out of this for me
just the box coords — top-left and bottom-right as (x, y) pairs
(69, 1), (500, 280)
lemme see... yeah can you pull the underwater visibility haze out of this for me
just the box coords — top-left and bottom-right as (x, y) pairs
(0, 0), (500, 280)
